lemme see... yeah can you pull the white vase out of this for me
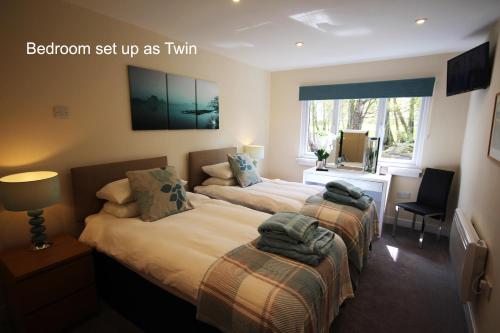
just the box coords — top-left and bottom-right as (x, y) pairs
(316, 159), (327, 169)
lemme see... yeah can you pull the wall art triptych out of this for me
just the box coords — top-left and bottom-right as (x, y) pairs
(128, 65), (219, 130)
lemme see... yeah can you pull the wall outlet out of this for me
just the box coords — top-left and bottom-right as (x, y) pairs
(397, 191), (411, 199)
(53, 105), (69, 119)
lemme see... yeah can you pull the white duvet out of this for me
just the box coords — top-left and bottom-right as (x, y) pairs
(79, 193), (270, 304)
(194, 178), (323, 213)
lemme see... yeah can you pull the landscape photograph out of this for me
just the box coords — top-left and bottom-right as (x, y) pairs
(128, 66), (168, 130)
(167, 74), (197, 129)
(196, 79), (219, 129)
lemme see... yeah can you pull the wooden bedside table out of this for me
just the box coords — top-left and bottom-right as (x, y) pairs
(0, 235), (97, 333)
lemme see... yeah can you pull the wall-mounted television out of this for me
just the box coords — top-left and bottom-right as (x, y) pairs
(447, 42), (491, 96)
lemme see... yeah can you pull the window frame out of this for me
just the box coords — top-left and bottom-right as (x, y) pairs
(299, 96), (431, 168)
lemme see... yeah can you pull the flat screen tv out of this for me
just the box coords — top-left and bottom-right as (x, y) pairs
(447, 42), (491, 96)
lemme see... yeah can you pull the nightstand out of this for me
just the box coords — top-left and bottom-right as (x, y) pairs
(0, 235), (97, 333)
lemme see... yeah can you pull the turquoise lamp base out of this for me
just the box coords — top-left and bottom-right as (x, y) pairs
(27, 209), (52, 251)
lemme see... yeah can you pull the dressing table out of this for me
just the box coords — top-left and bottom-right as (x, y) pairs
(305, 130), (391, 236)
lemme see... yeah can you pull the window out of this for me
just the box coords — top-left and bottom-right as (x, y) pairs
(300, 96), (430, 166)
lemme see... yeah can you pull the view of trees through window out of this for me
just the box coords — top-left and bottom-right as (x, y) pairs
(382, 97), (421, 160)
(307, 100), (333, 152)
(305, 97), (423, 161)
(338, 99), (379, 136)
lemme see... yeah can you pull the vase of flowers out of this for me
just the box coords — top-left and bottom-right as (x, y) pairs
(314, 149), (330, 170)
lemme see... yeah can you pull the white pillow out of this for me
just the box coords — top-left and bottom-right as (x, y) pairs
(201, 162), (234, 179)
(97, 178), (188, 204)
(103, 201), (140, 218)
(96, 179), (133, 204)
(202, 177), (237, 186)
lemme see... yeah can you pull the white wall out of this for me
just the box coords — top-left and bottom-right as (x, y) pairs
(268, 54), (470, 227)
(0, 0), (270, 251)
(458, 20), (500, 333)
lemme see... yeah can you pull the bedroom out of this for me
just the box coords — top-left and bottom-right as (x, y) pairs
(0, 0), (499, 332)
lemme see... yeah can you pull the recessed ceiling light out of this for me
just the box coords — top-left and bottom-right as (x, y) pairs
(415, 18), (427, 25)
(233, 0), (240, 3)
(295, 41), (304, 47)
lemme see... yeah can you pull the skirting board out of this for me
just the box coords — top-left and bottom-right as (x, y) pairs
(383, 215), (450, 237)
(464, 302), (477, 333)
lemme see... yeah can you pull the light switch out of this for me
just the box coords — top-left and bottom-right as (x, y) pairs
(53, 105), (69, 119)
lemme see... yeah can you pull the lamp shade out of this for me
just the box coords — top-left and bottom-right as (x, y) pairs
(0, 171), (60, 211)
(244, 145), (265, 160)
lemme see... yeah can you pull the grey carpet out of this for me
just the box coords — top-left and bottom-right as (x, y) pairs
(332, 224), (467, 333)
(0, 224), (467, 333)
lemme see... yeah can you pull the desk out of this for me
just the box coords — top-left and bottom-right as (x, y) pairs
(303, 167), (392, 236)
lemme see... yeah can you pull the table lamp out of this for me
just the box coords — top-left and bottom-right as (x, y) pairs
(0, 171), (61, 250)
(244, 145), (265, 166)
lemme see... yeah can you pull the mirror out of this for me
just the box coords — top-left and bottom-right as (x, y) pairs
(338, 130), (368, 170)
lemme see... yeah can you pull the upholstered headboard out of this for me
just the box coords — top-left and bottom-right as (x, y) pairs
(71, 156), (168, 223)
(188, 147), (236, 191)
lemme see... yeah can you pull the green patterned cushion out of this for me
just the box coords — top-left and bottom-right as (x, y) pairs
(126, 167), (190, 222)
(227, 153), (262, 187)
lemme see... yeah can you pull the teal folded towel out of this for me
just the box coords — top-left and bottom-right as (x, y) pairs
(328, 187), (351, 197)
(323, 191), (372, 210)
(258, 227), (335, 256)
(256, 242), (324, 266)
(256, 213), (336, 265)
(258, 212), (319, 244)
(325, 180), (364, 199)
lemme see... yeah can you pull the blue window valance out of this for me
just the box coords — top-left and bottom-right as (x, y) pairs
(299, 77), (435, 101)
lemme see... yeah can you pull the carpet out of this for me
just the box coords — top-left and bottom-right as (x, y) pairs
(331, 224), (467, 333)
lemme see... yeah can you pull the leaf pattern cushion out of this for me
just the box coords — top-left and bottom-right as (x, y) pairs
(227, 153), (262, 187)
(126, 167), (191, 222)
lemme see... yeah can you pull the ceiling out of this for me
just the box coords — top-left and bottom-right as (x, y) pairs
(67, 0), (500, 71)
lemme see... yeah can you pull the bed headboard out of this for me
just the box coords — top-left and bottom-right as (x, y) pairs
(188, 147), (236, 191)
(71, 156), (168, 223)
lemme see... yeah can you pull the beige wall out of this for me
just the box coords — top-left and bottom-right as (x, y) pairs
(268, 54), (470, 227)
(0, 0), (270, 251)
(459, 21), (500, 333)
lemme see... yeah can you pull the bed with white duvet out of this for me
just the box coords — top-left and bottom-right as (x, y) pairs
(79, 193), (354, 332)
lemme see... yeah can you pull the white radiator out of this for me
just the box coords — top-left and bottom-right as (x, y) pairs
(449, 209), (488, 303)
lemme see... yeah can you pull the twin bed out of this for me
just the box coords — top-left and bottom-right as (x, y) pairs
(190, 147), (378, 280)
(72, 149), (378, 332)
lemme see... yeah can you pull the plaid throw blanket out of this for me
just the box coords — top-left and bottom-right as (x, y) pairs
(197, 237), (353, 333)
(300, 194), (378, 275)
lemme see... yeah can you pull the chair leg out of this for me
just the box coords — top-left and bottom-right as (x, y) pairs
(437, 217), (444, 241)
(419, 216), (426, 249)
(392, 206), (399, 237)
(411, 214), (417, 230)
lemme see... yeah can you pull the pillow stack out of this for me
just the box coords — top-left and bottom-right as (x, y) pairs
(96, 170), (190, 221)
(227, 153), (262, 187)
(201, 153), (262, 188)
(201, 162), (237, 186)
(96, 178), (140, 218)
(127, 167), (190, 222)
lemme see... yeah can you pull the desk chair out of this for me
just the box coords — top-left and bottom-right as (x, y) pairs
(392, 168), (454, 248)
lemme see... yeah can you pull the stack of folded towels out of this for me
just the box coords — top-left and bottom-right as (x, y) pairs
(323, 180), (373, 210)
(256, 212), (335, 266)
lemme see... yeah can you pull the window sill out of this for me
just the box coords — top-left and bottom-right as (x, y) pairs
(297, 158), (422, 177)
(296, 157), (316, 167)
(386, 166), (422, 178)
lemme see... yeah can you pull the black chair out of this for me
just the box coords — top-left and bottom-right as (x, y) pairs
(392, 168), (454, 248)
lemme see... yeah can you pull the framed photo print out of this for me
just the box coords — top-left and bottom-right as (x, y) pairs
(128, 65), (220, 130)
(488, 93), (500, 162)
